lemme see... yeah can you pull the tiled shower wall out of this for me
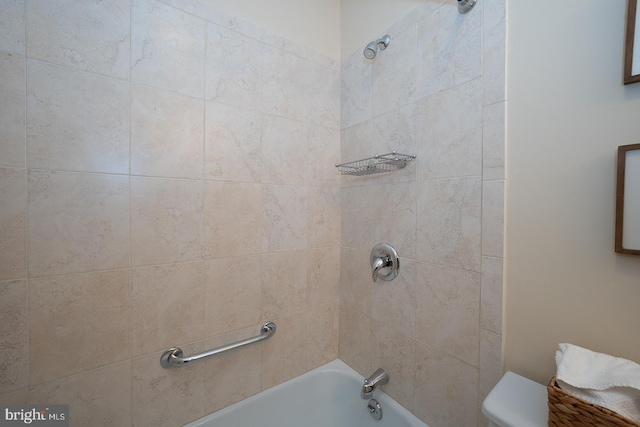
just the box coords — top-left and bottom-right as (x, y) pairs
(339, 1), (507, 426)
(0, 0), (340, 425)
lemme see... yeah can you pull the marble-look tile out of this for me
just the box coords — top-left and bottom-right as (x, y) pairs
(131, 84), (204, 179)
(130, 177), (203, 267)
(203, 327), (262, 413)
(0, 388), (27, 405)
(27, 171), (129, 277)
(371, 104), (418, 184)
(0, 53), (26, 168)
(371, 258), (416, 338)
(0, 0), (25, 54)
(339, 247), (371, 316)
(261, 312), (307, 389)
(483, 101), (506, 181)
(307, 63), (340, 130)
(29, 271), (130, 385)
(481, 256), (503, 335)
(307, 186), (340, 249)
(484, 0), (507, 32)
(416, 177), (482, 272)
(131, 0), (205, 98)
(415, 262), (480, 367)
(204, 256), (261, 338)
(262, 45), (311, 123)
(26, 0), (130, 79)
(340, 120), (373, 188)
(204, 181), (261, 258)
(205, 23), (262, 111)
(0, 279), (27, 393)
(370, 182), (417, 259)
(261, 251), (307, 320)
(29, 361), (131, 427)
(132, 343), (206, 427)
(414, 341), (479, 427)
(482, 180), (505, 258)
(262, 185), (307, 252)
(262, 114), (308, 185)
(26, 60), (129, 174)
(0, 169), (25, 280)
(204, 101), (261, 183)
(130, 262), (205, 357)
(340, 186), (373, 250)
(306, 305), (339, 370)
(307, 247), (340, 310)
(418, 1), (482, 98)
(339, 305), (371, 377)
(417, 78), (482, 180)
(480, 330), (503, 400)
(307, 125), (340, 187)
(483, 19), (507, 106)
(341, 49), (372, 129)
(372, 23), (417, 116)
(370, 321), (416, 412)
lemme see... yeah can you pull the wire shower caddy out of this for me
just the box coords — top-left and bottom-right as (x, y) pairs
(335, 152), (416, 176)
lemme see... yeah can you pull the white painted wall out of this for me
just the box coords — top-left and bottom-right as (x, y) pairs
(205, 0), (340, 59)
(506, 0), (640, 383)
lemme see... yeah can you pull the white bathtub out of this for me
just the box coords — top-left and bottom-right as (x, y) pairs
(184, 359), (428, 427)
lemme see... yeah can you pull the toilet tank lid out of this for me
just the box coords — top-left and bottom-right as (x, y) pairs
(482, 371), (549, 427)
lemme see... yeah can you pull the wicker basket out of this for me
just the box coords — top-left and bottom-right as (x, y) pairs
(548, 376), (640, 426)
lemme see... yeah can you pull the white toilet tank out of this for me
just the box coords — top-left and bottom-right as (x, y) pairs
(482, 371), (549, 427)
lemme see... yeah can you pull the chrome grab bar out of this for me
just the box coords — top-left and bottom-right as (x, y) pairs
(160, 321), (276, 368)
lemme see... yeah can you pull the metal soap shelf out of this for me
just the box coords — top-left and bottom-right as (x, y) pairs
(335, 152), (416, 176)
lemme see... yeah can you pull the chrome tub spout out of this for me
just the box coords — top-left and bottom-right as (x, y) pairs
(361, 368), (389, 399)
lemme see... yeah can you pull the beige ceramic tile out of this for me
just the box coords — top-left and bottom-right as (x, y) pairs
(417, 1), (482, 98)
(482, 180), (505, 258)
(0, 280), (27, 393)
(26, 0), (130, 79)
(480, 330), (503, 400)
(339, 247), (371, 316)
(261, 114), (308, 185)
(261, 312), (307, 389)
(481, 256), (503, 335)
(205, 23), (263, 111)
(130, 177), (203, 267)
(371, 104), (418, 184)
(415, 262), (480, 367)
(0, 168), (25, 280)
(0, 0), (25, 54)
(340, 186), (373, 250)
(27, 170), (129, 278)
(131, 262), (205, 357)
(204, 101), (262, 183)
(0, 388), (27, 405)
(262, 185), (307, 253)
(307, 125), (340, 187)
(29, 361), (132, 427)
(306, 305), (339, 370)
(307, 186), (340, 249)
(372, 23), (417, 116)
(339, 305), (371, 377)
(131, 0), (205, 98)
(307, 62), (340, 130)
(307, 247), (340, 310)
(132, 343), (206, 427)
(131, 84), (204, 179)
(483, 102), (506, 181)
(371, 258), (416, 338)
(204, 181), (261, 258)
(340, 120), (373, 178)
(417, 78), (482, 180)
(370, 182), (417, 259)
(261, 251), (307, 320)
(0, 53), (26, 168)
(414, 341), (479, 427)
(204, 256), (261, 338)
(341, 48), (372, 129)
(203, 327), (262, 413)
(29, 271), (130, 385)
(416, 177), (482, 272)
(370, 320), (416, 412)
(26, 60), (129, 174)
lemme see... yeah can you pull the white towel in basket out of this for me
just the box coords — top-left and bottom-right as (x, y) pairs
(555, 343), (640, 422)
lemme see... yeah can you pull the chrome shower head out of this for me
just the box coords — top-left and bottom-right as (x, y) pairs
(363, 35), (391, 60)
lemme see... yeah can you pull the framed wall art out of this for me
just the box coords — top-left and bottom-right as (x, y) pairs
(615, 144), (640, 255)
(624, 0), (640, 84)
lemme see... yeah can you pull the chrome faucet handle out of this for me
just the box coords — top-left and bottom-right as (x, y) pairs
(370, 243), (399, 282)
